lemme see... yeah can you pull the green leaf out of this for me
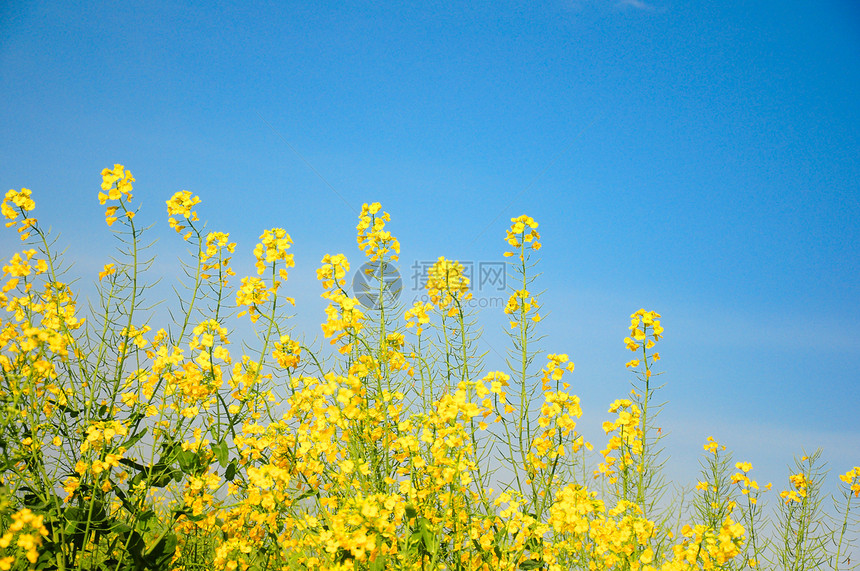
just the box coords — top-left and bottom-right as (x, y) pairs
(177, 449), (199, 472)
(212, 439), (229, 467)
(63, 507), (86, 522)
(121, 427), (148, 450)
(145, 532), (178, 570)
(294, 488), (319, 502)
(110, 520), (132, 534)
(146, 462), (179, 488)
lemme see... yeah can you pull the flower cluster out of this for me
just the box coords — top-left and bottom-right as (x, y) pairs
(404, 301), (433, 336)
(79, 420), (129, 453)
(234, 228), (296, 322)
(425, 256), (471, 313)
(99, 164), (135, 226)
(597, 399), (643, 480)
(190, 319), (230, 354)
(0, 508), (49, 568)
(730, 462), (767, 505)
(703, 435), (725, 456)
(529, 389), (585, 472)
(201, 231), (237, 284)
(253, 227), (294, 276)
(0, 262), (84, 369)
(540, 353), (574, 391)
(504, 214), (541, 259)
(235, 276), (270, 323)
(356, 202), (400, 262)
(2, 249), (47, 292)
(624, 308), (663, 354)
(320, 290), (366, 353)
(316, 253), (365, 353)
(839, 466), (860, 497)
(781, 472), (809, 504)
(166, 190), (201, 239)
(673, 517), (746, 567)
(503, 288), (541, 327)
(588, 502), (656, 568)
(272, 334), (301, 370)
(316, 253), (350, 290)
(2, 188), (38, 240)
(119, 323), (152, 353)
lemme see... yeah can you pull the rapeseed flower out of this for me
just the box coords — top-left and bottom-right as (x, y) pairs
(426, 256), (471, 312)
(254, 227), (294, 275)
(98, 262), (116, 281)
(504, 215), (541, 259)
(404, 300), (433, 335)
(3, 188), (38, 240)
(3, 164), (852, 571)
(235, 276), (269, 323)
(357, 202), (400, 262)
(541, 353), (574, 391)
(839, 466), (860, 497)
(781, 472), (809, 504)
(317, 253), (350, 289)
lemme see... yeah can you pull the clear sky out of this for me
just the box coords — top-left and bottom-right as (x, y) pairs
(2, 1), (858, 494)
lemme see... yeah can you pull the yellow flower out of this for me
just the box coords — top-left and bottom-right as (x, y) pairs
(105, 205), (121, 226)
(540, 353), (574, 391)
(320, 290), (365, 351)
(505, 215), (540, 256)
(98, 263), (116, 281)
(166, 190), (201, 217)
(1, 200), (17, 221)
(425, 256), (471, 310)
(3, 188), (35, 215)
(404, 301), (433, 335)
(357, 202), (400, 261)
(253, 227), (294, 275)
(100, 164), (134, 200)
(316, 253), (350, 289)
(165, 190), (201, 239)
(273, 334), (301, 369)
(703, 436), (720, 455)
(236, 276), (270, 322)
(3, 189), (39, 240)
(839, 467), (860, 497)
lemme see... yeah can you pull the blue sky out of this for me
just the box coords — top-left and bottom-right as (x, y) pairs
(2, 1), (859, 493)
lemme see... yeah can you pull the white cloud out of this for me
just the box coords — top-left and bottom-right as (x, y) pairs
(618, 0), (657, 10)
(557, 0), (661, 13)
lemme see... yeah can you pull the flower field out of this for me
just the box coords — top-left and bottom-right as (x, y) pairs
(0, 165), (857, 570)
